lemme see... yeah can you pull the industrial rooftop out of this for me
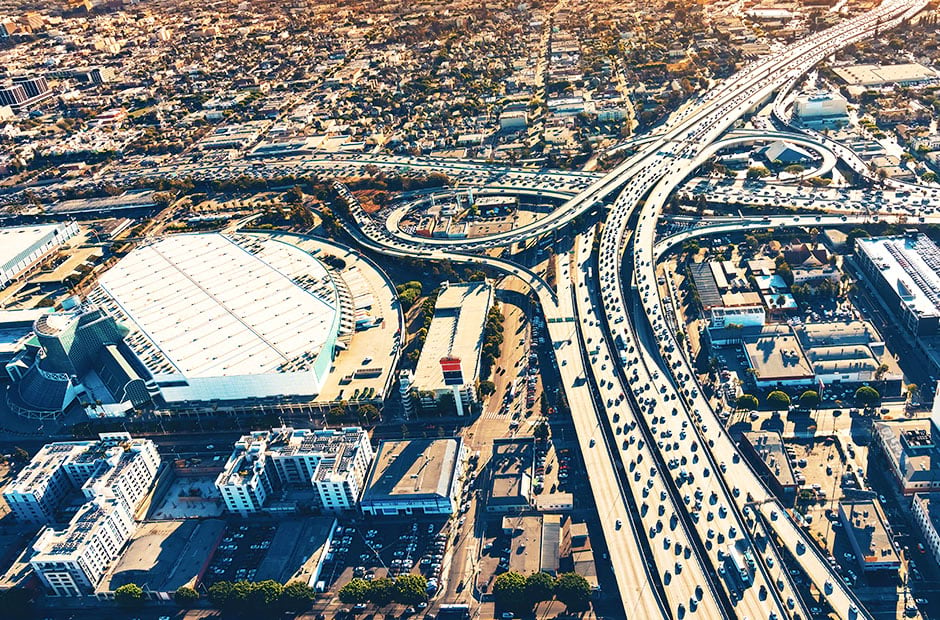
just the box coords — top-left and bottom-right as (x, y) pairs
(856, 234), (940, 321)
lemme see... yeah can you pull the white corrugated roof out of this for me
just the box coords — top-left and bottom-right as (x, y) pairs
(95, 233), (338, 379)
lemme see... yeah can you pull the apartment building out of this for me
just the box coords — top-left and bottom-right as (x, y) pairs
(1, 433), (161, 596)
(216, 427), (374, 515)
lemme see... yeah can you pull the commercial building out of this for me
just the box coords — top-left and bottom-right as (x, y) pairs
(0, 223), (79, 288)
(838, 499), (901, 573)
(485, 437), (534, 514)
(562, 520), (598, 590)
(855, 233), (940, 336)
(4, 434), (161, 596)
(741, 325), (816, 388)
(498, 110), (528, 131)
(872, 419), (940, 495)
(709, 305), (765, 329)
(912, 493), (940, 568)
(88, 233), (341, 405)
(833, 63), (938, 87)
(739, 432), (798, 505)
(360, 438), (465, 516)
(198, 122), (267, 150)
(70, 66), (116, 85)
(710, 321), (901, 393)
(794, 91), (849, 128)
(215, 427), (374, 516)
(760, 140), (814, 165)
(5, 305), (154, 419)
(502, 514), (561, 576)
(503, 516), (543, 575)
(412, 281), (493, 415)
(0, 75), (54, 111)
(795, 321), (902, 392)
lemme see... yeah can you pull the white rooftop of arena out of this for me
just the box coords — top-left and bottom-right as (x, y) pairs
(93, 233), (339, 380)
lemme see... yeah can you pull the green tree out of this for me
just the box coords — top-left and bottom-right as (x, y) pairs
(478, 380), (496, 398)
(208, 581), (235, 609)
(798, 390), (820, 409)
(525, 571), (556, 607)
(395, 574), (428, 605)
(174, 586), (199, 606)
(555, 572), (592, 612)
(358, 403), (380, 421)
(338, 578), (371, 605)
(533, 421), (550, 442)
(855, 385), (881, 407)
(285, 185), (304, 204)
(735, 394), (759, 411)
(247, 580), (283, 611)
(368, 577), (396, 607)
(114, 583), (144, 607)
(746, 165), (770, 180)
(766, 390), (791, 411)
(494, 571), (528, 613)
(278, 581), (315, 613)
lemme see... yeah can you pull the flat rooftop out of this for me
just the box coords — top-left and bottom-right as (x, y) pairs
(100, 519), (227, 593)
(856, 235), (940, 321)
(742, 431), (796, 489)
(743, 329), (814, 382)
(413, 281), (493, 392)
(873, 419), (940, 485)
(833, 63), (937, 86)
(689, 262), (722, 309)
(50, 190), (157, 214)
(839, 499), (900, 568)
(92, 232), (339, 379)
(490, 438), (533, 507)
(504, 515), (543, 575)
(362, 438), (460, 502)
(0, 224), (70, 270)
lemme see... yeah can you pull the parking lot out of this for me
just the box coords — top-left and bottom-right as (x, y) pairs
(204, 523), (277, 584)
(318, 519), (451, 597)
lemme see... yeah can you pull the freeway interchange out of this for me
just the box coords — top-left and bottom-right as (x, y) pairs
(341, 1), (934, 619)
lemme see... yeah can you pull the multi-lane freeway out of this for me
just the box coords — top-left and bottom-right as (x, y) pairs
(331, 2), (935, 619)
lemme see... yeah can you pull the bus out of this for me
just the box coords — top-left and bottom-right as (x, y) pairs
(727, 545), (751, 584)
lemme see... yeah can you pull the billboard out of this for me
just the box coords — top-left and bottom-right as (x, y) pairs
(440, 357), (464, 386)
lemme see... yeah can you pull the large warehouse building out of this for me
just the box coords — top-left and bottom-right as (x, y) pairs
(411, 281), (493, 415)
(0, 222), (79, 288)
(855, 233), (940, 336)
(88, 233), (341, 404)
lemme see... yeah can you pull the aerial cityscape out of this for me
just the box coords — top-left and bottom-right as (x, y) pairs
(1, 0), (940, 619)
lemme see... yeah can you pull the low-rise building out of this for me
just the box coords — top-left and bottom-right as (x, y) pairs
(360, 438), (465, 516)
(838, 498), (901, 573)
(739, 432), (798, 505)
(872, 419), (940, 495)
(0, 223), (79, 288)
(794, 91), (849, 128)
(912, 493), (940, 568)
(485, 438), (534, 514)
